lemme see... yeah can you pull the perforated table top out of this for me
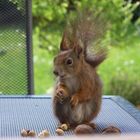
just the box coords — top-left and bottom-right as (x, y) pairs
(0, 96), (140, 138)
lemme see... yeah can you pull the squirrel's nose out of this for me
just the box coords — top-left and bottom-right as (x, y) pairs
(53, 70), (59, 76)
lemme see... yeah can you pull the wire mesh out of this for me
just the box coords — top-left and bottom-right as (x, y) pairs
(0, 96), (140, 137)
(0, 0), (32, 95)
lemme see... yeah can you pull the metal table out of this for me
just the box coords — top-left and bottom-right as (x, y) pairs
(0, 96), (140, 137)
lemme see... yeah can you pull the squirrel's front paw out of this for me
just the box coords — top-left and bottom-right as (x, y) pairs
(70, 95), (79, 108)
(54, 88), (67, 104)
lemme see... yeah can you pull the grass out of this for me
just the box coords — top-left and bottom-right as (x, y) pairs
(33, 33), (54, 94)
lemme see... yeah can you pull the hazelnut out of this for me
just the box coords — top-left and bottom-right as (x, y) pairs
(42, 130), (50, 137)
(28, 130), (36, 137)
(60, 124), (69, 131)
(38, 130), (49, 138)
(21, 129), (36, 137)
(56, 128), (64, 136)
(21, 129), (28, 137)
(38, 132), (45, 138)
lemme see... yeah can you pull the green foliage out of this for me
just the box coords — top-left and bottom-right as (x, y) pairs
(99, 38), (140, 106)
(8, 0), (140, 105)
(9, 0), (25, 14)
(109, 74), (140, 105)
(32, 0), (140, 53)
(33, 33), (54, 94)
(32, 0), (140, 105)
(32, 0), (68, 53)
(10, 0), (140, 52)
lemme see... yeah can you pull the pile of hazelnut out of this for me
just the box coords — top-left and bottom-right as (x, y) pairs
(21, 124), (121, 138)
(21, 123), (69, 138)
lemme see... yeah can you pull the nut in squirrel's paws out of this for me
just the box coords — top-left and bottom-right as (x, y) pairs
(70, 95), (79, 108)
(55, 88), (66, 104)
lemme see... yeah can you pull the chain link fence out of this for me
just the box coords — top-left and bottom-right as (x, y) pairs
(0, 0), (33, 95)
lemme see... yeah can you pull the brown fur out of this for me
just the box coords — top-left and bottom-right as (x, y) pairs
(52, 11), (107, 129)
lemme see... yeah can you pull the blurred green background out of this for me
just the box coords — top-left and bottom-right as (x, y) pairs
(32, 0), (140, 107)
(1, 0), (140, 107)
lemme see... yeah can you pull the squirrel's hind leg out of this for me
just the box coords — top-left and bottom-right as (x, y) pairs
(84, 122), (96, 129)
(74, 123), (96, 135)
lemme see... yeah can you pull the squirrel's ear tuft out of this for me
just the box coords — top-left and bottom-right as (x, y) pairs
(60, 32), (69, 51)
(73, 45), (83, 58)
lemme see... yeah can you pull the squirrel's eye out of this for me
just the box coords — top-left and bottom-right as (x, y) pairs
(65, 58), (73, 65)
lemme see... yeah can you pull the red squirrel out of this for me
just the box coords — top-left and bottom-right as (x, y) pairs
(52, 10), (107, 133)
